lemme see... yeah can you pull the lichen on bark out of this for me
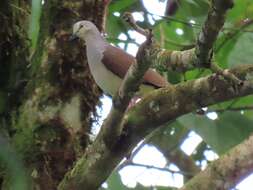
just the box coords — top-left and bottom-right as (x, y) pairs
(0, 0), (105, 189)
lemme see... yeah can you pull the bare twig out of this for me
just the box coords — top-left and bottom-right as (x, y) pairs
(122, 12), (150, 37)
(194, 0), (243, 85)
(195, 0), (233, 67)
(124, 161), (193, 176)
(116, 128), (159, 172)
(145, 11), (202, 28)
(106, 37), (140, 45)
(211, 64), (243, 85)
(216, 18), (253, 52)
(146, 9), (252, 34)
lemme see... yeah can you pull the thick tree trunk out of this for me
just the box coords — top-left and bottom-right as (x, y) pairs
(0, 0), (107, 189)
(0, 1), (31, 188)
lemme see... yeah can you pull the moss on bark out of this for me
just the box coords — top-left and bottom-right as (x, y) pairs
(0, 0), (106, 189)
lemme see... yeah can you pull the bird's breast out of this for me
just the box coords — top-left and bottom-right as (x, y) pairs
(86, 45), (155, 96)
(86, 47), (122, 96)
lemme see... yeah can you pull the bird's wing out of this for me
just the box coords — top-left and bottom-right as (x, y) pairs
(102, 45), (168, 88)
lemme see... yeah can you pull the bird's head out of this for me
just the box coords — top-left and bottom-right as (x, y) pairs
(70, 20), (99, 41)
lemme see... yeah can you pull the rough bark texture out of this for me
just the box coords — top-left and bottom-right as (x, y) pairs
(0, 0), (107, 189)
(150, 125), (201, 181)
(0, 0), (31, 187)
(58, 64), (253, 190)
(180, 133), (253, 190)
(1, 0), (253, 190)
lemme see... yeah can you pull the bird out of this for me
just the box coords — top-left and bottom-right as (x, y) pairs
(70, 20), (169, 97)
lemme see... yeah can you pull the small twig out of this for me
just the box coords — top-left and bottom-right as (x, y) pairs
(106, 37), (140, 45)
(116, 145), (145, 171)
(147, 11), (253, 33)
(195, 0), (233, 67)
(128, 141), (147, 159)
(120, 160), (193, 176)
(210, 63), (243, 85)
(216, 18), (253, 52)
(144, 10), (202, 28)
(122, 12), (150, 37)
(194, 0), (243, 86)
(116, 135), (152, 171)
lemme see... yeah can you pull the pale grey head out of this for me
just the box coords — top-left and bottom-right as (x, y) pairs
(72, 20), (101, 41)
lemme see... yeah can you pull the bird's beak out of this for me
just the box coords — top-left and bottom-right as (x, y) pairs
(69, 34), (78, 41)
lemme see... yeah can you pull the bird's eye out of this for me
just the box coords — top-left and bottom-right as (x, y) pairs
(79, 24), (84, 29)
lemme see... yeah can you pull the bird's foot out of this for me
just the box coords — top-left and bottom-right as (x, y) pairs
(126, 96), (141, 110)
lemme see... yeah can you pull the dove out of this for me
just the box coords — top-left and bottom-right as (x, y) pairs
(71, 20), (169, 96)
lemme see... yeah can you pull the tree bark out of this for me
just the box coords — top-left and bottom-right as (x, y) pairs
(1, 0), (253, 190)
(0, 0), (107, 189)
(58, 64), (253, 190)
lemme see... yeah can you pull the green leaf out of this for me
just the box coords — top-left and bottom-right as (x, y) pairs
(28, 0), (42, 49)
(215, 0), (253, 68)
(192, 142), (208, 162)
(107, 1), (142, 40)
(107, 171), (126, 190)
(0, 137), (29, 190)
(106, 14), (126, 39)
(209, 95), (253, 111)
(185, 0), (199, 6)
(226, 0), (253, 23)
(109, 0), (139, 12)
(153, 20), (194, 51)
(215, 33), (238, 69)
(213, 95), (253, 118)
(175, 0), (209, 18)
(227, 30), (253, 67)
(178, 112), (253, 154)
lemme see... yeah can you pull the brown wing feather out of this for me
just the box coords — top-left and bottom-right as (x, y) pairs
(102, 45), (168, 88)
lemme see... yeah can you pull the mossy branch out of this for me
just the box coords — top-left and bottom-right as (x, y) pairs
(180, 132), (253, 190)
(59, 64), (253, 190)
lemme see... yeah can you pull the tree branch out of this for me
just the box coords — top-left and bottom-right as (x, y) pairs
(58, 1), (253, 189)
(124, 161), (188, 176)
(180, 132), (253, 190)
(194, 0), (233, 67)
(59, 63), (253, 190)
(215, 18), (253, 52)
(148, 123), (201, 181)
(123, 65), (253, 132)
(122, 12), (150, 37)
(165, 149), (201, 181)
(142, 0), (243, 86)
(58, 27), (157, 190)
(102, 30), (155, 147)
